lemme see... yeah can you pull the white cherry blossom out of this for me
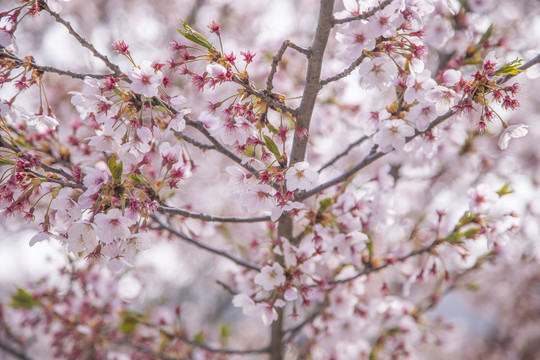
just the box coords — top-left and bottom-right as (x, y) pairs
(498, 124), (528, 150)
(373, 119), (415, 152)
(285, 161), (318, 191)
(254, 262), (285, 291)
(468, 183), (498, 214)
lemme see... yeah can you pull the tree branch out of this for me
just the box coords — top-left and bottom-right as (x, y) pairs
(330, 239), (442, 285)
(318, 135), (368, 172)
(266, 40), (310, 93)
(39, 1), (122, 75)
(0, 50), (117, 80)
(231, 75), (298, 115)
(0, 340), (36, 360)
(157, 205), (271, 223)
(150, 214), (261, 271)
(332, 0), (394, 25)
(273, 1), (336, 359)
(320, 52), (369, 85)
(174, 130), (216, 150)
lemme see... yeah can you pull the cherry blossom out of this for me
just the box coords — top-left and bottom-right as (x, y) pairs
(498, 124), (529, 150)
(285, 161), (318, 191)
(94, 209), (135, 244)
(1, 0), (539, 359)
(468, 183), (498, 214)
(128, 60), (164, 98)
(373, 119), (416, 152)
(254, 262), (286, 291)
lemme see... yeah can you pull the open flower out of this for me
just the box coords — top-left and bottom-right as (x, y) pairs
(128, 60), (164, 98)
(498, 124), (528, 150)
(285, 162), (318, 191)
(373, 119), (415, 152)
(254, 262), (285, 291)
(468, 183), (498, 214)
(94, 209), (135, 244)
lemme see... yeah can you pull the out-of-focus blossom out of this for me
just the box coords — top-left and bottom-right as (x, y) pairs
(497, 124), (528, 150)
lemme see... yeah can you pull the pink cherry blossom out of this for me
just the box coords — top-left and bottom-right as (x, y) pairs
(128, 60), (164, 98)
(94, 209), (135, 244)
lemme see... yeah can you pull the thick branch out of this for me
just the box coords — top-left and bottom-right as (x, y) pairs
(0, 341), (35, 360)
(273, 2), (336, 360)
(150, 214), (260, 271)
(289, 0), (335, 165)
(174, 130), (215, 150)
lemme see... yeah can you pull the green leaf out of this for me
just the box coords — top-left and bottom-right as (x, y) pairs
(112, 161), (123, 184)
(263, 135), (282, 162)
(194, 331), (205, 343)
(457, 211), (477, 227)
(477, 24), (493, 46)
(462, 227), (480, 239)
(496, 183), (514, 197)
(130, 174), (144, 185)
(318, 198), (333, 213)
(108, 154), (117, 174)
(494, 58), (525, 76)
(220, 324), (230, 339)
(366, 236), (374, 258)
(0, 157), (13, 166)
(117, 311), (146, 333)
(444, 231), (464, 245)
(177, 19), (216, 52)
(10, 287), (42, 309)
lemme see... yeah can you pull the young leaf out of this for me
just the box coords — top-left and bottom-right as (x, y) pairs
(10, 287), (42, 309)
(263, 135), (283, 162)
(177, 19), (216, 52)
(494, 59), (525, 76)
(112, 161), (123, 184)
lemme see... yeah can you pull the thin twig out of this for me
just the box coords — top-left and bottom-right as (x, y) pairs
(184, 116), (281, 191)
(0, 135), (76, 183)
(321, 53), (369, 85)
(333, 0), (394, 25)
(318, 135), (368, 172)
(24, 169), (84, 189)
(0, 51), (117, 80)
(231, 75), (298, 115)
(267, 40), (310, 93)
(330, 239), (442, 285)
(283, 302), (326, 343)
(157, 205), (271, 223)
(40, 1), (122, 74)
(178, 334), (270, 355)
(150, 214), (261, 271)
